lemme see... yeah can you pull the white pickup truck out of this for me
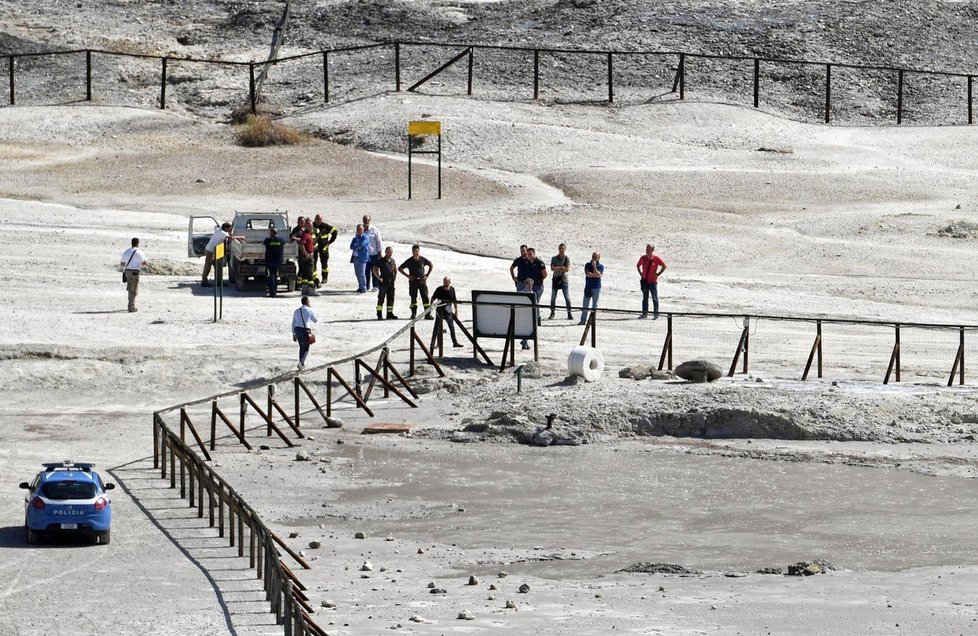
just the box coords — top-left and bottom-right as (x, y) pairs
(188, 213), (298, 292)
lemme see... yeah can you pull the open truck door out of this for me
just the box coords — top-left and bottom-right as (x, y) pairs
(188, 216), (219, 257)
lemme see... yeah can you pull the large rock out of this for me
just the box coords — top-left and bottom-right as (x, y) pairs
(619, 365), (674, 381)
(675, 360), (723, 383)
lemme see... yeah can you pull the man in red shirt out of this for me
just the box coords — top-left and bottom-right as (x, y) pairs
(298, 224), (318, 296)
(636, 244), (667, 320)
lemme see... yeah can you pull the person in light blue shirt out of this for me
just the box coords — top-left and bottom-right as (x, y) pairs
(349, 224), (371, 293)
(579, 251), (604, 326)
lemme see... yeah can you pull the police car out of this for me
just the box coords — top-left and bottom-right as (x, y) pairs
(19, 461), (114, 545)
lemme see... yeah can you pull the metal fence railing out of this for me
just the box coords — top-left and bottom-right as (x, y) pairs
(151, 311), (446, 636)
(150, 302), (973, 632)
(3, 41), (975, 125)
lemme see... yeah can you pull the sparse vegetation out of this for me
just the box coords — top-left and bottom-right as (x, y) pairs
(236, 114), (303, 147)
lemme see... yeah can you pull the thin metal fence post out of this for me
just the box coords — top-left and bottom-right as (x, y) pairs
(85, 50), (92, 101)
(968, 75), (973, 125)
(153, 416), (160, 469)
(960, 326), (966, 385)
(159, 57), (167, 109)
(753, 58), (759, 107)
(679, 53), (685, 100)
(533, 49), (540, 99)
(7, 55), (13, 105)
(395, 42), (401, 92)
(607, 52), (614, 103)
(323, 51), (329, 103)
(467, 47), (474, 96)
(825, 63), (831, 123)
(210, 400), (217, 450)
(895, 324), (901, 382)
(249, 63), (256, 114)
(897, 69), (904, 124)
(817, 320), (823, 378)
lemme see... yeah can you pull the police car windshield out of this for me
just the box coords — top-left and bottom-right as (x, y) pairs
(41, 481), (97, 500)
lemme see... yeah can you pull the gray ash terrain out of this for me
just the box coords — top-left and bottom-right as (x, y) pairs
(3, 1), (978, 124)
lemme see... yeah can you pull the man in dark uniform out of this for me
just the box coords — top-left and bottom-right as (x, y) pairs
(312, 214), (339, 285)
(397, 244), (434, 319)
(372, 246), (398, 320)
(526, 247), (548, 327)
(263, 227), (285, 297)
(289, 216), (306, 243)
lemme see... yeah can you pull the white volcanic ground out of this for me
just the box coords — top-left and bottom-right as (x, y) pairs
(1, 94), (978, 634)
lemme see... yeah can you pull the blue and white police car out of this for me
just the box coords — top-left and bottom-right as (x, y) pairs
(19, 461), (114, 545)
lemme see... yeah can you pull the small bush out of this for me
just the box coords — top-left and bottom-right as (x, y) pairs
(237, 115), (303, 147)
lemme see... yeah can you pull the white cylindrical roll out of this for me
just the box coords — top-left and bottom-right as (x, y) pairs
(567, 346), (605, 382)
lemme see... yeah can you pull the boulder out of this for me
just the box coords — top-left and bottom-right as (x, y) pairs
(675, 360), (723, 383)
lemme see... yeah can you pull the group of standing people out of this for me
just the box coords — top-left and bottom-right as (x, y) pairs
(288, 214), (339, 296)
(508, 243), (668, 330)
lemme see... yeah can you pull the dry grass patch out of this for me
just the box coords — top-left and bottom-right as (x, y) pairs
(237, 115), (304, 147)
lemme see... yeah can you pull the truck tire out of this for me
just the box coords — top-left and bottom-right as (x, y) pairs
(235, 275), (247, 292)
(286, 277), (296, 293)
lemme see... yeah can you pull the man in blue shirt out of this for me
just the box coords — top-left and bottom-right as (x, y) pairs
(579, 251), (604, 325)
(263, 227), (285, 297)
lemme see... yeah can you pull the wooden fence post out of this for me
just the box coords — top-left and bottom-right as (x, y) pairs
(607, 52), (614, 103)
(753, 58), (760, 108)
(467, 47), (474, 96)
(824, 63), (832, 123)
(249, 63), (256, 114)
(159, 57), (167, 109)
(897, 69), (904, 124)
(85, 50), (92, 101)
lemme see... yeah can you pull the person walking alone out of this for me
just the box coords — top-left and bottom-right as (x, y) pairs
(636, 244), (667, 319)
(292, 296), (317, 370)
(120, 237), (147, 313)
(579, 251), (604, 325)
(548, 243), (572, 320)
(372, 246), (398, 320)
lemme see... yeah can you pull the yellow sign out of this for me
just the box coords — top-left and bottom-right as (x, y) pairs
(408, 120), (441, 136)
(215, 242), (225, 260)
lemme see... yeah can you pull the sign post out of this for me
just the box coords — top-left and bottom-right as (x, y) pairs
(213, 241), (225, 322)
(407, 120), (442, 200)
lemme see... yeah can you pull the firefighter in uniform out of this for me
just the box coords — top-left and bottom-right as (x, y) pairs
(372, 246), (398, 320)
(312, 214), (339, 285)
(397, 244), (434, 319)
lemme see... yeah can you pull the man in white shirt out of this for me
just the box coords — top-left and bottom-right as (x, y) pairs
(291, 296), (318, 369)
(362, 214), (382, 290)
(120, 237), (147, 313)
(201, 222), (244, 287)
